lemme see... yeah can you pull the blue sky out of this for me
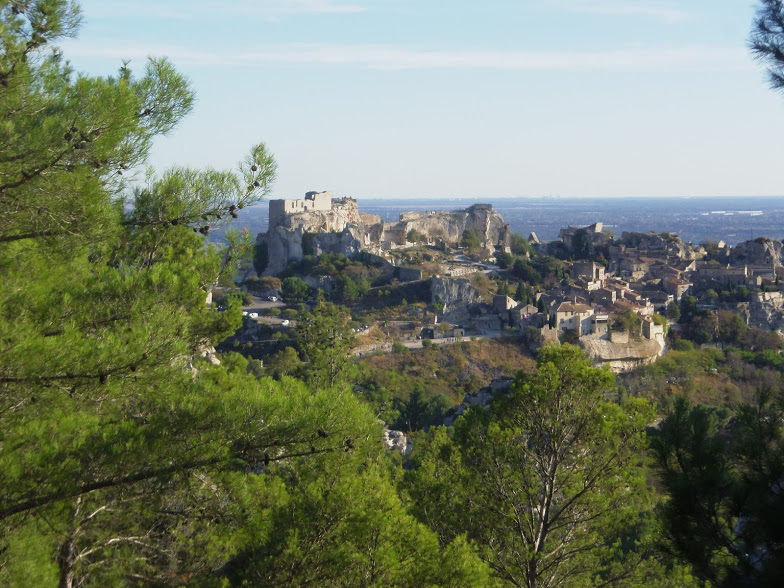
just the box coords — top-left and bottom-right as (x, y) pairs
(60, 1), (784, 199)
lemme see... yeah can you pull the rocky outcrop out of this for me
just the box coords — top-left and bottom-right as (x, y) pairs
(747, 291), (784, 333)
(259, 194), (511, 275)
(579, 337), (663, 373)
(430, 277), (482, 312)
(618, 231), (698, 260)
(382, 428), (412, 455)
(396, 204), (510, 248)
(729, 238), (784, 267)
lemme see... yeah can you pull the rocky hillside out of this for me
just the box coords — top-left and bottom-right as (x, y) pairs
(729, 237), (784, 267)
(259, 197), (511, 275)
(579, 337), (663, 373)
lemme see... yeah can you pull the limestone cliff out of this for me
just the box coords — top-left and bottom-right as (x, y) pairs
(618, 231), (698, 260)
(396, 204), (510, 249)
(746, 292), (784, 333)
(579, 337), (663, 373)
(259, 194), (511, 275)
(729, 238), (784, 267)
(430, 276), (482, 313)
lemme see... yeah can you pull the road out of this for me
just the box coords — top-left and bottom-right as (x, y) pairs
(242, 296), (290, 327)
(243, 295), (286, 313)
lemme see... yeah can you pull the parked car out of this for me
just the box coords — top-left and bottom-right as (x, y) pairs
(248, 312), (259, 318)
(268, 295), (278, 302)
(281, 319), (290, 326)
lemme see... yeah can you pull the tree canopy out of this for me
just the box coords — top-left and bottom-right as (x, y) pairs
(0, 4), (478, 585)
(750, 0), (784, 94)
(404, 345), (662, 588)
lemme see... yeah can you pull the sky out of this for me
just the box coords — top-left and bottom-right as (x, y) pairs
(59, 0), (784, 200)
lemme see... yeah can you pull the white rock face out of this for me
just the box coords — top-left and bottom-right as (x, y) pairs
(618, 231), (698, 260)
(747, 291), (784, 333)
(579, 337), (663, 373)
(729, 238), (784, 267)
(382, 428), (412, 456)
(430, 276), (482, 312)
(259, 196), (511, 275)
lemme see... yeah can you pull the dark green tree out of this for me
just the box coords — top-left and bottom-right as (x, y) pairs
(461, 228), (481, 251)
(515, 281), (526, 303)
(495, 250), (513, 268)
(281, 275), (311, 302)
(296, 300), (357, 390)
(716, 309), (747, 344)
(665, 300), (681, 322)
(510, 233), (533, 256)
(571, 228), (590, 258)
(253, 240), (269, 275)
(653, 391), (784, 586)
(264, 346), (303, 379)
(224, 439), (491, 586)
(513, 258), (542, 285)
(334, 273), (361, 302)
(750, 0), (784, 93)
(407, 228), (424, 243)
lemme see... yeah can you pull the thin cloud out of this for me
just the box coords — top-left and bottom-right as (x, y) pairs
(556, 0), (690, 23)
(82, 0), (367, 21)
(63, 41), (753, 72)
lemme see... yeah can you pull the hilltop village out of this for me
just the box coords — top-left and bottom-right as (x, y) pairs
(228, 192), (784, 374)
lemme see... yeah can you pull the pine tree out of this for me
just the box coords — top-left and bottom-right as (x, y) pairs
(404, 345), (659, 587)
(0, 4), (387, 585)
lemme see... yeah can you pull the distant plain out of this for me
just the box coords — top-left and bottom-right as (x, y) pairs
(217, 196), (784, 247)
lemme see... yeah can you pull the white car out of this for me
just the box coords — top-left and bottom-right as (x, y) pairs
(281, 319), (290, 326)
(268, 296), (278, 302)
(248, 312), (259, 318)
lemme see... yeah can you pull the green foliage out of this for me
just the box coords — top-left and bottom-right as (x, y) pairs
(404, 345), (658, 587)
(393, 385), (450, 432)
(665, 300), (681, 322)
(571, 228), (590, 258)
(407, 228), (424, 243)
(253, 240), (269, 275)
(334, 272), (370, 302)
(494, 250), (513, 268)
(716, 309), (747, 344)
(263, 346), (303, 379)
(224, 454), (491, 586)
(751, 0), (784, 94)
(281, 276), (311, 302)
(296, 300), (356, 390)
(0, 6), (439, 586)
(613, 309), (642, 335)
(510, 233), (534, 256)
(514, 281), (526, 303)
(741, 327), (783, 351)
(653, 391), (784, 586)
(301, 229), (315, 256)
(512, 257), (542, 284)
(391, 341), (408, 354)
(460, 228), (481, 251)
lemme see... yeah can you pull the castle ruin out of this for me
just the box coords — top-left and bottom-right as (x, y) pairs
(258, 191), (511, 275)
